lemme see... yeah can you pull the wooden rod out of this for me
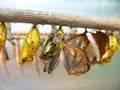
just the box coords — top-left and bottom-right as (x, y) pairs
(0, 8), (120, 31)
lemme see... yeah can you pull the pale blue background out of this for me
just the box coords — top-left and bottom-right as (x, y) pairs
(0, 0), (120, 90)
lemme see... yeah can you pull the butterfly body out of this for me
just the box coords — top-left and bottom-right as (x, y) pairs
(40, 26), (64, 60)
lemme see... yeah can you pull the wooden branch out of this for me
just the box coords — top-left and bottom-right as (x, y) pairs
(0, 8), (120, 31)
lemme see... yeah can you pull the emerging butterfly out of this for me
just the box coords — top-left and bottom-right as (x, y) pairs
(40, 26), (64, 60)
(19, 24), (40, 65)
(66, 29), (110, 65)
(40, 26), (90, 76)
(40, 25), (64, 73)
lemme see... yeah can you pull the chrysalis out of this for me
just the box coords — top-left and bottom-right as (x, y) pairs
(19, 24), (40, 65)
(0, 22), (7, 51)
(100, 33), (118, 64)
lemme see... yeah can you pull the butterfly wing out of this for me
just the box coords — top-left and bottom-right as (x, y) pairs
(44, 50), (60, 74)
(40, 34), (57, 60)
(40, 26), (64, 60)
(40, 26), (64, 74)
(61, 42), (90, 76)
(92, 31), (109, 61)
(65, 32), (98, 65)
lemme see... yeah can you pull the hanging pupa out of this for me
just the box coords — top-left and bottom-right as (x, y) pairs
(100, 33), (118, 64)
(0, 22), (7, 51)
(19, 24), (40, 65)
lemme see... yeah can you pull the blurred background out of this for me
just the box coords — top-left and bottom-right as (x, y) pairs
(0, 0), (120, 90)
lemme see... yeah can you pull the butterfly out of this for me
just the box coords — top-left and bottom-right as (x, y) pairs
(40, 26), (89, 76)
(40, 26), (64, 60)
(65, 29), (110, 65)
(19, 24), (40, 65)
